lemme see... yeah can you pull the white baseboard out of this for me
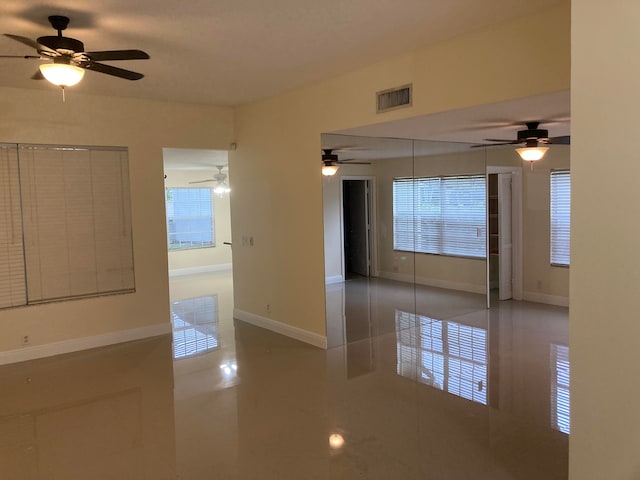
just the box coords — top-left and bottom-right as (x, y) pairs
(523, 291), (569, 307)
(378, 271), (486, 294)
(325, 275), (344, 285)
(0, 323), (172, 366)
(234, 309), (327, 349)
(169, 263), (232, 277)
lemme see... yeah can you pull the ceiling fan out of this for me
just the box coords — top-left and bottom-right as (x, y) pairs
(189, 166), (230, 194)
(321, 149), (370, 176)
(471, 121), (570, 163)
(2, 15), (149, 93)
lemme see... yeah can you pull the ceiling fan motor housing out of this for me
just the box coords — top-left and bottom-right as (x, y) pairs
(322, 149), (339, 163)
(517, 122), (549, 142)
(37, 35), (84, 53)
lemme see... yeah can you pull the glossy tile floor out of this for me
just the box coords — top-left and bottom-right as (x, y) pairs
(0, 271), (569, 479)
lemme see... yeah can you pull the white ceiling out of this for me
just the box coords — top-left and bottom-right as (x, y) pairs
(163, 148), (228, 170)
(0, 0), (564, 107)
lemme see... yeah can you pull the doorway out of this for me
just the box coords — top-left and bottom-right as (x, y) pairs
(342, 178), (375, 279)
(487, 167), (523, 304)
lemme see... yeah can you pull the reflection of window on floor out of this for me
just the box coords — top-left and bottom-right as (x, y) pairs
(551, 343), (570, 434)
(396, 310), (487, 405)
(171, 295), (219, 359)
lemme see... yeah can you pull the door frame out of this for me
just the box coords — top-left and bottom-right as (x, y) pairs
(486, 166), (523, 301)
(340, 176), (378, 279)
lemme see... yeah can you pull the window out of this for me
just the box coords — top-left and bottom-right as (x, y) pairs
(165, 188), (215, 250)
(393, 175), (486, 258)
(0, 143), (135, 309)
(550, 170), (571, 266)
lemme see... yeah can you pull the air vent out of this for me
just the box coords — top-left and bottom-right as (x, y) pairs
(376, 84), (412, 113)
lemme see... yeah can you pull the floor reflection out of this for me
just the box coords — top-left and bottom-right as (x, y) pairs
(0, 270), (571, 479)
(0, 337), (176, 479)
(171, 295), (219, 359)
(551, 343), (570, 434)
(396, 309), (488, 405)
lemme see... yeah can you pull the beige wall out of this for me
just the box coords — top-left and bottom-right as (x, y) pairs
(165, 169), (233, 272)
(570, 2), (640, 478)
(0, 86), (234, 355)
(233, 1), (570, 337)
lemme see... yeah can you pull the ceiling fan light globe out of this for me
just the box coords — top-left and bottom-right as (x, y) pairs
(39, 63), (85, 87)
(515, 146), (549, 162)
(322, 165), (339, 176)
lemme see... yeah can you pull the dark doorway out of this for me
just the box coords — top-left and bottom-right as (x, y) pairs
(343, 179), (371, 278)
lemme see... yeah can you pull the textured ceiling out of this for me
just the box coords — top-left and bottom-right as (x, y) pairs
(0, 0), (563, 106)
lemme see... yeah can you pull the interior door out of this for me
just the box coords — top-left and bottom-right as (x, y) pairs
(343, 180), (370, 277)
(498, 174), (512, 300)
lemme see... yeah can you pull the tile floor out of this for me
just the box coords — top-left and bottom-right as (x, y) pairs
(0, 270), (569, 479)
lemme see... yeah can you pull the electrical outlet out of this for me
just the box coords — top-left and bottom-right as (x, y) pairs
(23, 335), (30, 345)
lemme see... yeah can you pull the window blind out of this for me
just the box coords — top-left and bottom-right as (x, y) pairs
(19, 145), (135, 302)
(550, 170), (571, 266)
(393, 175), (486, 258)
(165, 188), (215, 250)
(0, 144), (26, 309)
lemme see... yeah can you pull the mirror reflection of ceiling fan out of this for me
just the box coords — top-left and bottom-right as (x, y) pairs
(189, 165), (230, 194)
(471, 121), (570, 166)
(321, 148), (371, 176)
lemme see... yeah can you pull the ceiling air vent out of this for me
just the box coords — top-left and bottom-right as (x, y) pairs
(376, 84), (412, 113)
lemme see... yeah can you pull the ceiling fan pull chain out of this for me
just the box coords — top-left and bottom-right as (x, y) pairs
(61, 85), (65, 103)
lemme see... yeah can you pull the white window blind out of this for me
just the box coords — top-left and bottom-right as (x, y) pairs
(396, 310), (488, 405)
(551, 343), (570, 434)
(18, 145), (135, 303)
(0, 144), (26, 308)
(550, 170), (571, 266)
(165, 188), (215, 250)
(393, 175), (486, 258)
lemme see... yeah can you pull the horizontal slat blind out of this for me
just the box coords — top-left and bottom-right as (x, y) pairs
(0, 144), (26, 308)
(393, 175), (486, 258)
(550, 170), (571, 266)
(166, 188), (215, 249)
(19, 145), (134, 302)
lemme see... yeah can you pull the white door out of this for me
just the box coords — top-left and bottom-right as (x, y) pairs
(498, 174), (512, 300)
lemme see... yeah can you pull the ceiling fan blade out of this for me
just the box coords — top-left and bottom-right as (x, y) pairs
(0, 54), (41, 59)
(470, 141), (520, 149)
(31, 70), (44, 80)
(188, 179), (215, 184)
(337, 161), (371, 165)
(4, 34), (56, 55)
(483, 138), (520, 143)
(81, 61), (144, 80)
(549, 135), (571, 145)
(4, 34), (40, 51)
(85, 49), (150, 61)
